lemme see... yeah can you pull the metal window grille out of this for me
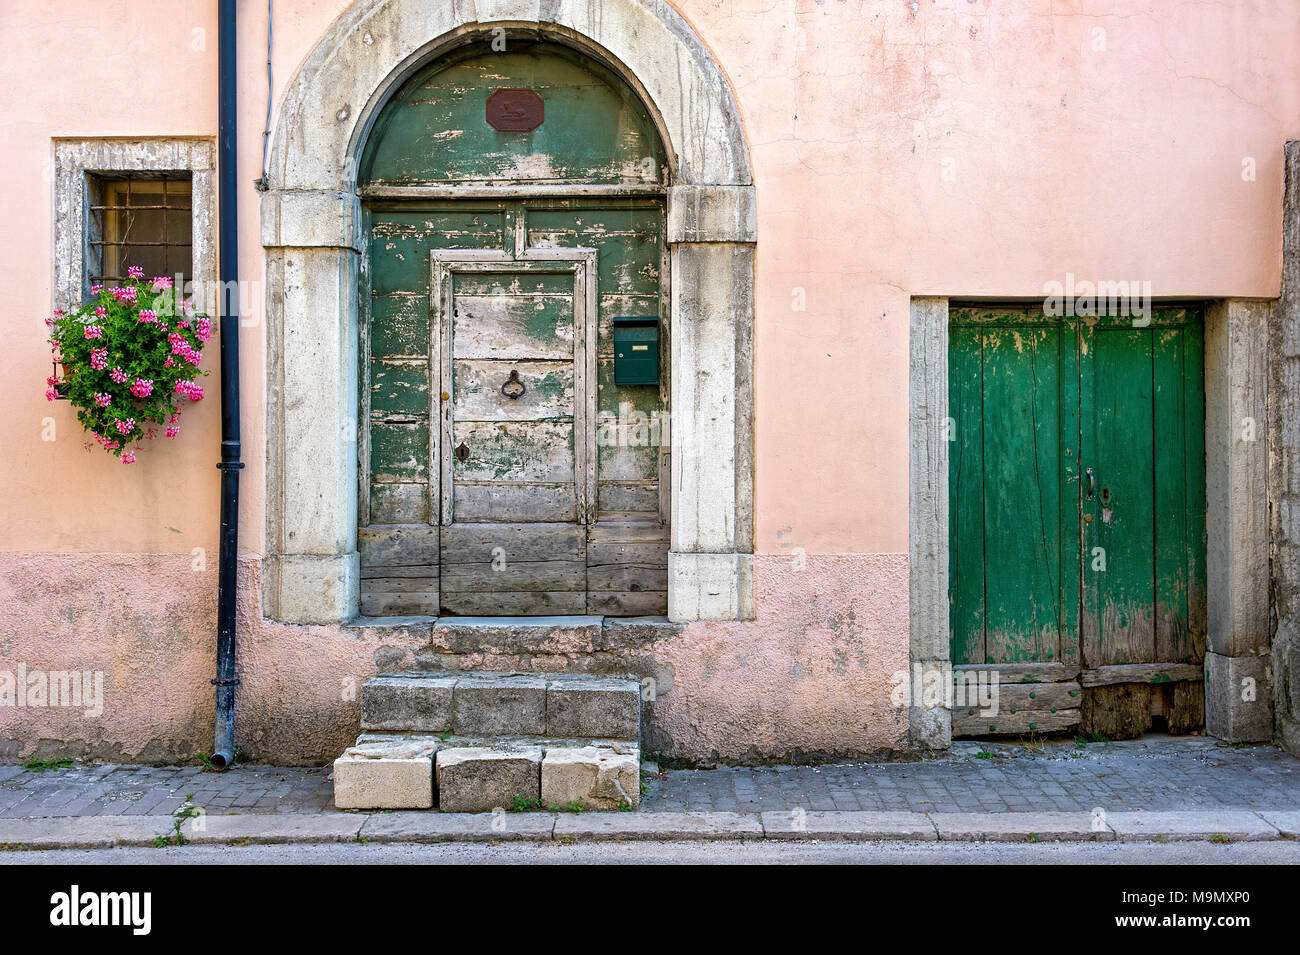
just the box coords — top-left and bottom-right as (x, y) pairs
(87, 174), (193, 287)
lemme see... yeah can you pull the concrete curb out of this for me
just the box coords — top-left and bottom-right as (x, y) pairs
(0, 809), (1293, 849)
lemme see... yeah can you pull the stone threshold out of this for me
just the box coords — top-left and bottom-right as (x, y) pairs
(2, 810), (1296, 849)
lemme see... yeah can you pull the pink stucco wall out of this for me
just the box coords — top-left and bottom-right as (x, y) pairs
(1, 0), (1297, 762)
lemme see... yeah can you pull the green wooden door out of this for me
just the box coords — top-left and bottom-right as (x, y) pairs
(949, 307), (1206, 737)
(355, 39), (671, 618)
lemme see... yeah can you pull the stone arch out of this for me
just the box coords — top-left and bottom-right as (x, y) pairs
(262, 0), (755, 624)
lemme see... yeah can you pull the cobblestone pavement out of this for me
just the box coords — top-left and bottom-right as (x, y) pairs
(0, 736), (1296, 818)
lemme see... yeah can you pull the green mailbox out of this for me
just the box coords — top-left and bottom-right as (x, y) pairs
(613, 316), (660, 386)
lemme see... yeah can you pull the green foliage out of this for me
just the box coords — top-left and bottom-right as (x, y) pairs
(23, 758), (74, 771)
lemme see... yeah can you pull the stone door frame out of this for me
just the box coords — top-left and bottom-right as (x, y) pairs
(261, 0), (755, 624)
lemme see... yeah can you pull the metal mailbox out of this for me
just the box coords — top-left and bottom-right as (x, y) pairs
(612, 316), (660, 386)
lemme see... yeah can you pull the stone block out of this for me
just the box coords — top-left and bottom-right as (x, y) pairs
(1205, 652), (1273, 742)
(546, 676), (640, 739)
(361, 675), (455, 732)
(436, 745), (542, 812)
(541, 745), (640, 810)
(333, 738), (437, 810)
(453, 673), (546, 735)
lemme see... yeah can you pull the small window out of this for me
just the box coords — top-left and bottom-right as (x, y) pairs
(86, 174), (193, 288)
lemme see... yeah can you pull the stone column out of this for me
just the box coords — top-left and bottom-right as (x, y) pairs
(1272, 141), (1300, 755)
(666, 185), (756, 621)
(1205, 297), (1273, 741)
(262, 190), (363, 624)
(908, 297), (952, 749)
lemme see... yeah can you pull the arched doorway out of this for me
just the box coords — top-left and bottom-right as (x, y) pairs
(261, 0), (755, 625)
(356, 41), (671, 616)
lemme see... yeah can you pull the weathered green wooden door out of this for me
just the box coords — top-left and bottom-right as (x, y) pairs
(355, 40), (670, 617)
(949, 307), (1206, 737)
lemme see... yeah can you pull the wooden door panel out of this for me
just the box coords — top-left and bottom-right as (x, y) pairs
(949, 325), (986, 665)
(452, 421), (575, 484)
(452, 360), (575, 421)
(452, 483), (577, 523)
(1083, 326), (1157, 667)
(452, 287), (576, 361)
(977, 324), (1066, 664)
(1153, 325), (1207, 664)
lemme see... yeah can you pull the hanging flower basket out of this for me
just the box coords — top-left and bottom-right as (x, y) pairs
(45, 267), (211, 463)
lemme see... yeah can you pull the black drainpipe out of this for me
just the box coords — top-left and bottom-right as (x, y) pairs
(211, 0), (243, 771)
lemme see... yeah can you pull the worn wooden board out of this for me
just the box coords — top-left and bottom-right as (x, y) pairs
(1080, 662), (1203, 687)
(442, 522), (585, 562)
(1081, 683), (1153, 739)
(359, 524), (440, 567)
(587, 591), (667, 615)
(953, 708), (1081, 737)
(953, 681), (1082, 710)
(362, 588), (440, 617)
(953, 662), (1082, 684)
(368, 483), (429, 525)
(440, 591), (588, 615)
(1164, 680), (1205, 734)
(441, 560), (585, 593)
(452, 483), (577, 523)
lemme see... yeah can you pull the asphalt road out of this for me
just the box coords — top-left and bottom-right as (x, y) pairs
(3, 840), (1298, 864)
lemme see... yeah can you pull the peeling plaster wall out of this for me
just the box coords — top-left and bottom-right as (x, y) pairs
(2, 0), (1299, 762)
(0, 555), (907, 765)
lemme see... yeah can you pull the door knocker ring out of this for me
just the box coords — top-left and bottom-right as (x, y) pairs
(501, 369), (526, 400)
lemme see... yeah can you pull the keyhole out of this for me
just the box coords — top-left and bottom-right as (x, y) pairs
(455, 441), (469, 463)
(1101, 487), (1111, 504)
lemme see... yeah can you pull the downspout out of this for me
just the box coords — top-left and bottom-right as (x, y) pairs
(211, 0), (243, 771)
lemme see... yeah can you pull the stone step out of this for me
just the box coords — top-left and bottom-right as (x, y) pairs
(333, 733), (640, 813)
(361, 670), (641, 741)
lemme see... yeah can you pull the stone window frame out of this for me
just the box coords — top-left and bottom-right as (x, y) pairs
(260, 0), (756, 626)
(52, 139), (216, 315)
(907, 295), (1273, 749)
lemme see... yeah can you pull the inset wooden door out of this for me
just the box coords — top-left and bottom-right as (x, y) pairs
(433, 250), (597, 615)
(948, 307), (1206, 737)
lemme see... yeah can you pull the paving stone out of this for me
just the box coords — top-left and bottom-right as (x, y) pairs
(333, 738), (438, 810)
(0, 816), (172, 849)
(541, 745), (640, 810)
(182, 813), (362, 844)
(436, 745), (541, 812)
(360, 811), (556, 842)
(1103, 810), (1279, 841)
(554, 811), (763, 841)
(453, 674), (546, 735)
(931, 811), (1112, 842)
(545, 676), (640, 739)
(760, 810), (937, 840)
(362, 674), (456, 732)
